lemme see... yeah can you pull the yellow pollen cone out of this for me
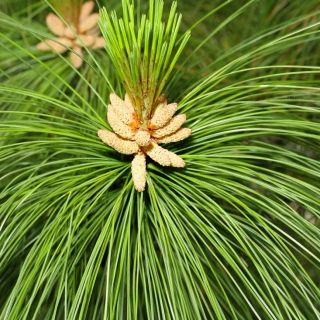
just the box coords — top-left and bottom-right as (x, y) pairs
(79, 1), (95, 22)
(70, 46), (83, 68)
(74, 34), (95, 47)
(78, 13), (100, 33)
(132, 152), (147, 192)
(92, 37), (106, 49)
(98, 130), (139, 154)
(166, 151), (185, 167)
(36, 38), (72, 53)
(135, 129), (151, 146)
(109, 93), (138, 127)
(152, 114), (186, 138)
(143, 142), (171, 166)
(107, 105), (136, 140)
(46, 13), (66, 37)
(148, 103), (177, 129)
(155, 128), (192, 144)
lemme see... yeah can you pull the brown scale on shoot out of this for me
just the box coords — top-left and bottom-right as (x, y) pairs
(98, 93), (192, 192)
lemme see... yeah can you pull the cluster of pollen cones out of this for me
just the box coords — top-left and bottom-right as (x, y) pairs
(98, 93), (192, 192)
(36, 1), (105, 68)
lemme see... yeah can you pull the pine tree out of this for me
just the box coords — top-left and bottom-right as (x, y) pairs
(1, 0), (319, 319)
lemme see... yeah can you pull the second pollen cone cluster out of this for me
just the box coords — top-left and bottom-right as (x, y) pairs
(37, 1), (105, 68)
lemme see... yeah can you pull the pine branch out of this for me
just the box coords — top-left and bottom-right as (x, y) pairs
(99, 0), (190, 120)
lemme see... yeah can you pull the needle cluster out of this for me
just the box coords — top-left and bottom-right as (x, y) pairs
(98, 0), (190, 115)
